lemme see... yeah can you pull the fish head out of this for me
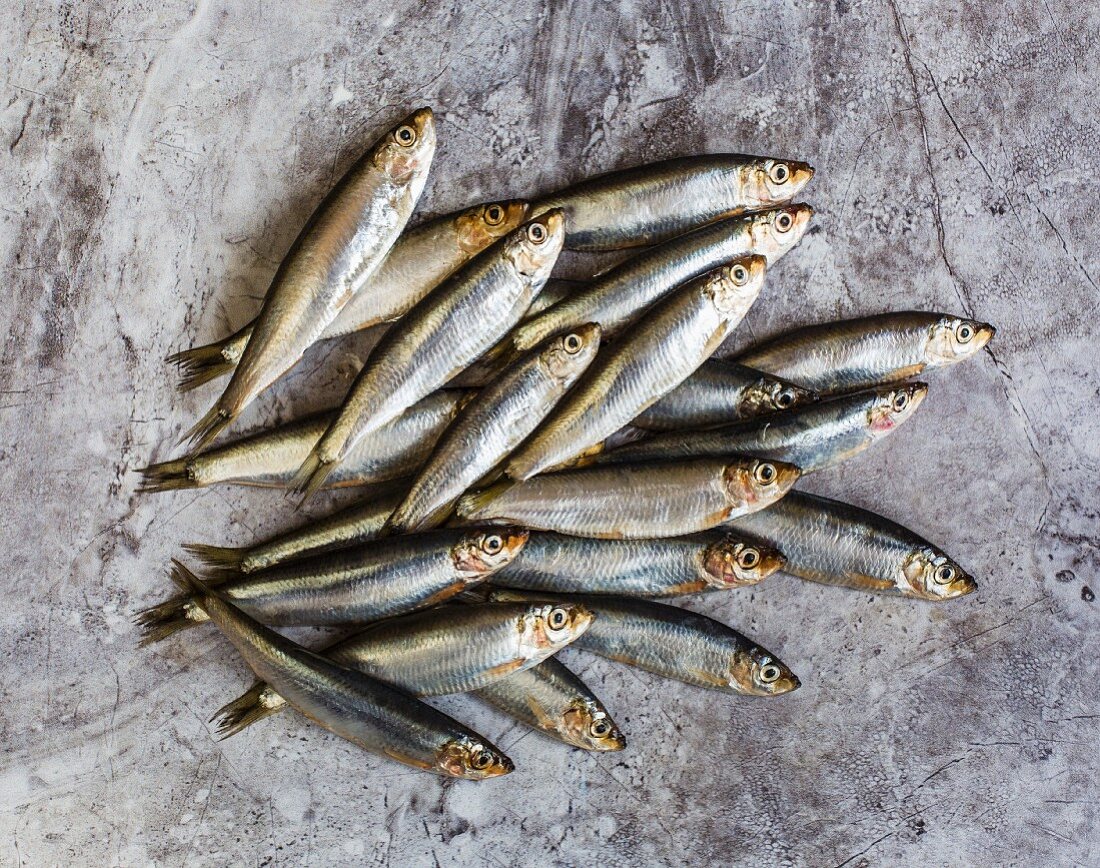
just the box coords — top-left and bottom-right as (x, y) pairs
(540, 322), (602, 385)
(701, 536), (786, 588)
(901, 547), (977, 600)
(456, 199), (530, 254)
(740, 158), (815, 209)
(507, 209), (566, 281)
(436, 735), (514, 780)
(561, 701), (627, 751)
(723, 458), (801, 509)
(739, 374), (817, 417)
(519, 602), (595, 655)
(452, 528), (530, 579)
(747, 202), (814, 262)
(867, 382), (927, 436)
(729, 646), (801, 696)
(923, 316), (996, 367)
(706, 254), (768, 318)
(376, 106), (437, 184)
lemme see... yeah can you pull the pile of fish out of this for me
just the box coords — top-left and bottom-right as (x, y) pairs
(136, 107), (995, 780)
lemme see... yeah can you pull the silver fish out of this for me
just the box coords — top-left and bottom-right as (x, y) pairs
(506, 256), (767, 480)
(209, 601), (593, 738)
(473, 657), (626, 751)
(492, 531), (786, 596)
(457, 457), (800, 539)
(596, 383), (927, 474)
(507, 203), (813, 356)
(139, 391), (468, 491)
(169, 200), (530, 391)
(388, 323), (602, 533)
(489, 589), (799, 696)
(134, 529), (528, 642)
(631, 360), (817, 431)
(530, 154), (814, 250)
(728, 311), (996, 395)
(727, 490), (977, 600)
(292, 210), (566, 500)
(183, 108), (437, 450)
(169, 565), (512, 779)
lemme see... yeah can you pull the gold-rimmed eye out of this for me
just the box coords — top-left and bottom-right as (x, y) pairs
(892, 391), (909, 412)
(547, 607), (569, 631)
(769, 163), (790, 184)
(589, 718), (612, 738)
(759, 662), (781, 683)
(775, 211), (794, 233)
(563, 333), (583, 354)
(527, 222), (547, 244)
(775, 389), (795, 409)
(738, 547), (760, 569)
(957, 323), (974, 343)
(754, 462), (777, 484)
(485, 204), (505, 225)
(470, 749), (494, 770)
(394, 125), (417, 146)
(483, 534), (503, 554)
(730, 263), (750, 286)
(934, 565), (956, 585)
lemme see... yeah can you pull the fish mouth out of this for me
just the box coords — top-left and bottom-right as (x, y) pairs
(788, 161), (815, 193)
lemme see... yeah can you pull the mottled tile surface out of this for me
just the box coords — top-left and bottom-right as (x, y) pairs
(2, 2), (1097, 865)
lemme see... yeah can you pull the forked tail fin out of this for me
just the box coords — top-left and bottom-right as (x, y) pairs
(288, 449), (336, 506)
(137, 458), (197, 493)
(209, 681), (287, 739)
(181, 543), (246, 580)
(179, 404), (233, 452)
(166, 341), (235, 392)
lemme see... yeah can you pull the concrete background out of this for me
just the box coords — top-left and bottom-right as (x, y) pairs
(2, 1), (1097, 865)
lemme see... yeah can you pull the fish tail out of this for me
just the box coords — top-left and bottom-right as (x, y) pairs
(209, 682), (284, 739)
(179, 404), (233, 452)
(136, 458), (196, 493)
(288, 449), (336, 505)
(133, 590), (204, 646)
(181, 543), (246, 579)
(166, 341), (234, 393)
(455, 480), (514, 519)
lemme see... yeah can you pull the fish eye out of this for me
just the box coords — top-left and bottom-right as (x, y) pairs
(934, 565), (957, 585)
(394, 125), (417, 146)
(730, 264), (749, 285)
(527, 222), (547, 244)
(957, 323), (974, 343)
(775, 389), (795, 409)
(738, 547), (760, 569)
(563, 333), (583, 354)
(892, 391), (909, 412)
(769, 163), (790, 184)
(485, 204), (505, 225)
(759, 663), (781, 683)
(547, 607), (569, 631)
(754, 462), (777, 484)
(589, 718), (612, 738)
(471, 749), (494, 770)
(775, 211), (794, 233)
(483, 534), (503, 554)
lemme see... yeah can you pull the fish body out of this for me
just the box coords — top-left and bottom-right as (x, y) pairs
(508, 204), (812, 355)
(489, 590), (799, 696)
(530, 154), (813, 250)
(183, 108), (437, 449)
(597, 383), (928, 474)
(388, 323), (602, 532)
(170, 200), (529, 391)
(727, 490), (976, 600)
(456, 457), (799, 539)
(169, 565), (512, 779)
(730, 311), (996, 395)
(293, 211), (566, 499)
(473, 657), (626, 751)
(210, 601), (593, 737)
(506, 256), (767, 479)
(632, 360), (816, 431)
(135, 529), (528, 641)
(140, 391), (467, 491)
(492, 531), (785, 596)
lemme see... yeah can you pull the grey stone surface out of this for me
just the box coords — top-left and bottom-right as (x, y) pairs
(2, 1), (1097, 865)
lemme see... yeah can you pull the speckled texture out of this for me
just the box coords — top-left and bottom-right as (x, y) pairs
(2, 2), (1097, 865)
